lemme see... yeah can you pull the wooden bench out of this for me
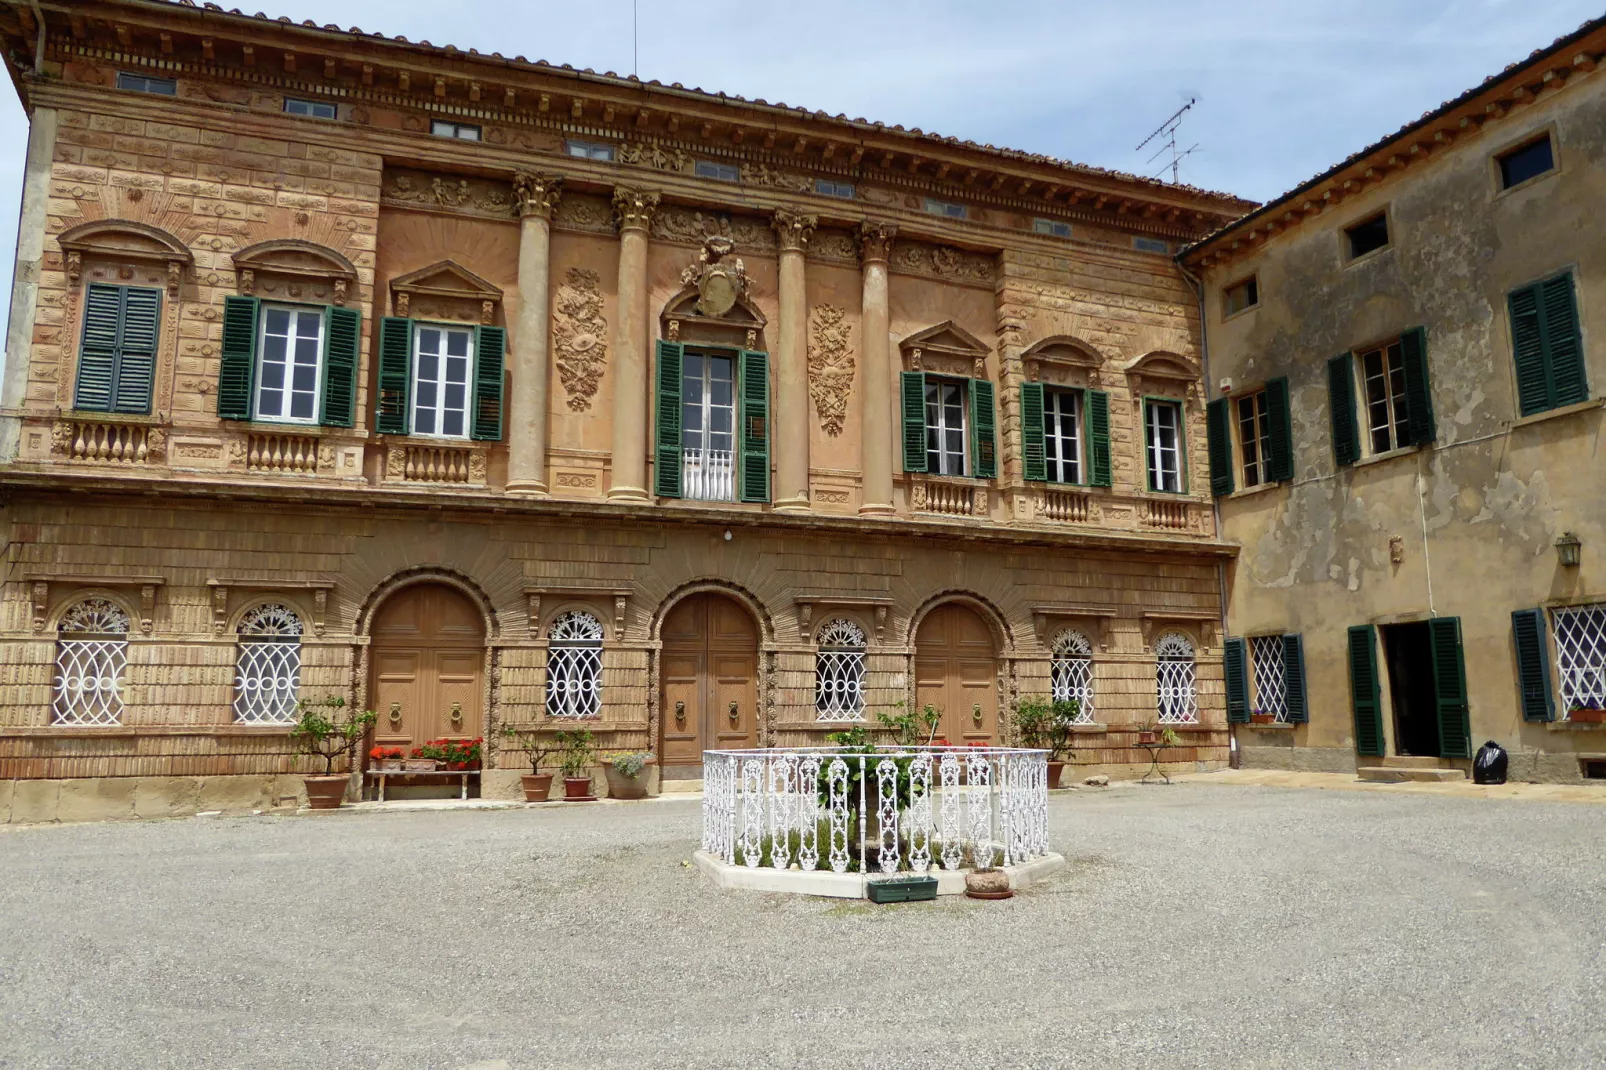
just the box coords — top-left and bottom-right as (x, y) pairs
(364, 768), (479, 802)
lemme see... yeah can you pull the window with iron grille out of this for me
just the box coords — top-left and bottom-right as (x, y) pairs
(1050, 630), (1095, 723)
(233, 604), (303, 724)
(546, 611), (603, 718)
(925, 377), (968, 476)
(52, 599), (131, 726)
(1554, 603), (1606, 718)
(814, 618), (866, 721)
(1358, 340), (1410, 454)
(1155, 631), (1198, 723)
(1249, 635), (1288, 721)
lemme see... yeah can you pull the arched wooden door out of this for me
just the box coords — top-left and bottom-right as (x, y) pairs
(370, 583), (485, 753)
(659, 593), (759, 774)
(915, 603), (999, 744)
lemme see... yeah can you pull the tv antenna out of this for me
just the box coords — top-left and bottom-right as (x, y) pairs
(1137, 97), (1198, 184)
(632, 0), (638, 78)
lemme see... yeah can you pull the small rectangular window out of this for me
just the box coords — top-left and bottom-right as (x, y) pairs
(924, 377), (968, 476)
(1133, 236), (1169, 254)
(694, 160), (740, 182)
(1498, 134), (1555, 190)
(1145, 399), (1184, 493)
(431, 120), (481, 141)
(815, 179), (855, 199)
(1033, 219), (1072, 238)
(1357, 340), (1410, 454)
(115, 72), (176, 96)
(284, 98), (337, 120)
(1224, 276), (1259, 317)
(1236, 390), (1271, 487)
(565, 139), (616, 162)
(1345, 212), (1390, 260)
(924, 198), (968, 220)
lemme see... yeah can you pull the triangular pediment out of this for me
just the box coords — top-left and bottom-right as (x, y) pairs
(390, 259), (503, 301)
(899, 320), (990, 357)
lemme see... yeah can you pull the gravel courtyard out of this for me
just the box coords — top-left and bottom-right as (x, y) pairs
(1, 783), (1603, 1070)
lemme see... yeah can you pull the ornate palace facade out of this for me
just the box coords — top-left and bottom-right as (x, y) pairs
(0, 0), (1251, 817)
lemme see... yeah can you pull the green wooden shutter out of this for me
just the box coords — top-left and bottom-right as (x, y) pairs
(1283, 633), (1308, 724)
(1347, 624), (1385, 757)
(900, 371), (927, 474)
(112, 287), (160, 415)
(1087, 389), (1112, 487)
(375, 317), (413, 435)
(74, 283), (122, 412)
(1206, 397), (1234, 497)
(1541, 272), (1589, 408)
(739, 349), (770, 502)
(1511, 608), (1555, 723)
(217, 295), (259, 421)
(1265, 376), (1294, 482)
(970, 378), (996, 479)
(1020, 382), (1046, 482)
(319, 306), (361, 428)
(1428, 616), (1471, 759)
(654, 340), (683, 498)
(1326, 353), (1360, 467)
(1509, 284), (1548, 417)
(1224, 637), (1249, 724)
(471, 325), (506, 441)
(1398, 326), (1436, 446)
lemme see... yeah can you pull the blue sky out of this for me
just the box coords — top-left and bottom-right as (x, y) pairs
(2, 0), (1601, 303)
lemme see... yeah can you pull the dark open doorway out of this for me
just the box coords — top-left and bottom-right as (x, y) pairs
(1382, 622), (1438, 757)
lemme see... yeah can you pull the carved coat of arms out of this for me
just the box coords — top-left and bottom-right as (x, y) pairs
(679, 236), (749, 318)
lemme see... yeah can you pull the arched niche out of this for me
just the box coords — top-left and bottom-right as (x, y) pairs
(233, 238), (357, 307)
(899, 320), (990, 378)
(389, 259), (503, 325)
(59, 219), (192, 297)
(1022, 335), (1107, 388)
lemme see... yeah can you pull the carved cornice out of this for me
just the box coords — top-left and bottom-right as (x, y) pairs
(513, 171), (563, 219)
(612, 187), (662, 233)
(857, 221), (898, 264)
(772, 208), (818, 254)
(382, 169), (517, 220)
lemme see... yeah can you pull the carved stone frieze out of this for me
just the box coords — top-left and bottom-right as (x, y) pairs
(382, 169), (517, 219)
(618, 139), (691, 173)
(552, 267), (609, 411)
(740, 161), (812, 192)
(513, 171), (562, 219)
(551, 193), (615, 235)
(651, 206), (775, 252)
(612, 188), (661, 232)
(809, 230), (858, 265)
(890, 240), (993, 286)
(807, 304), (854, 437)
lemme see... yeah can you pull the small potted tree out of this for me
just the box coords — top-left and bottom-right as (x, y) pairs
(290, 695), (377, 809)
(604, 751), (655, 800)
(556, 728), (597, 801)
(501, 724), (557, 801)
(1014, 696), (1079, 788)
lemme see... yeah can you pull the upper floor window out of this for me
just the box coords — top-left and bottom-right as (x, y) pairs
(681, 350), (737, 502)
(1358, 339), (1411, 454)
(925, 377), (969, 476)
(1144, 398), (1184, 493)
(284, 97), (337, 120)
(1042, 387), (1083, 484)
(1223, 276), (1258, 317)
(1498, 134), (1555, 190)
(411, 324), (475, 439)
(1326, 329), (1433, 467)
(1154, 632), (1198, 724)
(116, 72), (176, 96)
(373, 316), (505, 442)
(815, 179), (855, 199)
(1345, 212), (1390, 260)
(815, 618), (867, 722)
(233, 604), (303, 724)
(566, 140), (616, 162)
(75, 284), (160, 416)
(654, 342), (770, 503)
(1208, 379), (1291, 496)
(900, 370), (996, 480)
(52, 599), (130, 726)
(1133, 236), (1169, 254)
(1236, 390), (1271, 487)
(694, 160), (739, 182)
(924, 198), (968, 220)
(1033, 219), (1072, 238)
(254, 304), (326, 424)
(431, 119), (481, 141)
(1050, 630), (1096, 723)
(1508, 271), (1589, 417)
(546, 610), (604, 719)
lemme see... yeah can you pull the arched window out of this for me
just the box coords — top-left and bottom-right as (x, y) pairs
(547, 610), (603, 718)
(1051, 629), (1096, 723)
(233, 604), (303, 723)
(52, 598), (131, 725)
(815, 618), (867, 721)
(1155, 632), (1198, 723)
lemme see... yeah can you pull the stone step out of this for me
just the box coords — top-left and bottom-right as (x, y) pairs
(1378, 756), (1453, 769)
(1356, 766), (1467, 783)
(660, 779), (704, 794)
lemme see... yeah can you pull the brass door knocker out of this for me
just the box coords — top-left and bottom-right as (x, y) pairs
(388, 701), (402, 727)
(728, 700), (739, 723)
(674, 700), (686, 723)
(972, 703), (983, 723)
(449, 701), (463, 726)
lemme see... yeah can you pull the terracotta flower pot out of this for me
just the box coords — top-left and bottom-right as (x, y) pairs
(1249, 713), (1277, 725)
(1138, 730), (1158, 745)
(562, 776), (594, 800)
(1570, 708), (1606, 723)
(965, 869), (1013, 900)
(303, 775), (348, 810)
(604, 763), (651, 800)
(521, 773), (554, 801)
(405, 759), (436, 772)
(1046, 761), (1065, 789)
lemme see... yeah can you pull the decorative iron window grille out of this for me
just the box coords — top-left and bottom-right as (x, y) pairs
(233, 603), (303, 724)
(1249, 634), (1288, 722)
(815, 618), (867, 721)
(1154, 631), (1198, 723)
(1555, 603), (1606, 716)
(1050, 630), (1096, 723)
(52, 599), (131, 725)
(547, 610), (604, 718)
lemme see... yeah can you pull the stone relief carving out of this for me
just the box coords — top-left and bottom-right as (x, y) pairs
(679, 236), (750, 316)
(739, 162), (812, 193)
(618, 139), (691, 173)
(810, 230), (859, 264)
(551, 193), (614, 234)
(652, 206), (775, 252)
(552, 267), (609, 412)
(890, 241), (993, 286)
(382, 170), (516, 219)
(807, 305), (854, 437)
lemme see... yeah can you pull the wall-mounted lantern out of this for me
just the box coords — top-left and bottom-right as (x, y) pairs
(1556, 531), (1582, 568)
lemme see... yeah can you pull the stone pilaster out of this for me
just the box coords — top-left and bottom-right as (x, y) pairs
(772, 208), (817, 513)
(607, 187), (660, 502)
(0, 106), (57, 462)
(506, 171), (561, 495)
(857, 221), (897, 516)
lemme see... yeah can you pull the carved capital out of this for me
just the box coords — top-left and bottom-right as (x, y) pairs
(514, 171), (563, 219)
(612, 187), (661, 233)
(772, 208), (817, 253)
(857, 220), (898, 264)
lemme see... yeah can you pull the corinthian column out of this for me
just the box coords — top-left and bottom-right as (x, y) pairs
(772, 208), (817, 513)
(506, 172), (561, 496)
(857, 221), (897, 516)
(607, 187), (660, 502)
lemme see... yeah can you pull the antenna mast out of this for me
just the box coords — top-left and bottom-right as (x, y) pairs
(1136, 97), (1198, 184)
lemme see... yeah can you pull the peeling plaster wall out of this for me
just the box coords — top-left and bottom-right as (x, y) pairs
(1202, 71), (1606, 779)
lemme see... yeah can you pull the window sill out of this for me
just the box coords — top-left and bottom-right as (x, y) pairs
(1240, 721), (1297, 732)
(1067, 723), (1108, 735)
(1545, 720), (1606, 732)
(2, 724), (294, 737)
(1156, 722), (1215, 733)
(1353, 444), (1420, 469)
(1343, 244), (1394, 270)
(1224, 481), (1283, 501)
(1511, 397), (1605, 429)
(232, 420), (358, 438)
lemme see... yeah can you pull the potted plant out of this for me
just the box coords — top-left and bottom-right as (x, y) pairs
(1249, 707), (1278, 725)
(1013, 696), (1080, 788)
(405, 747), (436, 772)
(604, 751), (655, 800)
(290, 695), (377, 809)
(556, 729), (597, 801)
(1136, 718), (1180, 747)
(501, 724), (557, 801)
(1569, 699), (1606, 724)
(368, 746), (405, 772)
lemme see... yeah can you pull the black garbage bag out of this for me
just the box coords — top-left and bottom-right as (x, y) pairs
(1473, 740), (1508, 785)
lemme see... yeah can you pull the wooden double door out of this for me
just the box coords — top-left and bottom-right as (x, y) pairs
(915, 603), (999, 744)
(370, 583), (485, 753)
(659, 593), (758, 771)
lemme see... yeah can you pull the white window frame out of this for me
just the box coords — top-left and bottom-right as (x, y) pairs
(52, 599), (131, 726)
(233, 604), (303, 724)
(1554, 603), (1606, 719)
(432, 119), (481, 141)
(253, 303), (325, 424)
(1050, 630), (1096, 723)
(1237, 390), (1271, 487)
(1145, 398), (1184, 493)
(1357, 340), (1410, 455)
(1249, 635), (1289, 722)
(410, 322), (476, 440)
(814, 618), (867, 722)
(565, 140), (616, 161)
(1043, 387), (1083, 484)
(925, 377), (968, 477)
(546, 611), (604, 719)
(284, 97), (336, 120)
(1155, 631), (1198, 724)
(681, 349), (737, 502)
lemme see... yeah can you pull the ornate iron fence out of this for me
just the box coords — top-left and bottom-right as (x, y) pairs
(701, 746), (1050, 875)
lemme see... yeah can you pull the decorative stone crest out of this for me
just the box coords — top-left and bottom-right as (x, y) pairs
(553, 268), (609, 412)
(612, 188), (661, 233)
(772, 208), (817, 253)
(679, 236), (750, 318)
(513, 171), (562, 219)
(807, 305), (854, 437)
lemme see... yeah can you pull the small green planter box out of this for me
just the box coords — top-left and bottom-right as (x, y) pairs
(867, 875), (938, 903)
